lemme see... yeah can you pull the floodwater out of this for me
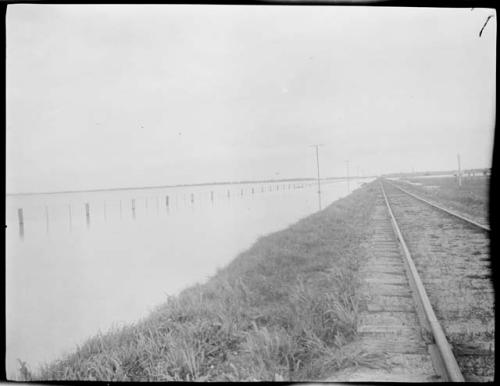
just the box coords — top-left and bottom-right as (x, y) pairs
(5, 178), (370, 377)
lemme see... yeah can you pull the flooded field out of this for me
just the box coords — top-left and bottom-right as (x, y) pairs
(6, 178), (369, 377)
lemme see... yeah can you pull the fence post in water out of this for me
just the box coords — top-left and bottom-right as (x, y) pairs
(104, 201), (107, 222)
(68, 204), (72, 231)
(210, 191), (214, 202)
(131, 199), (136, 219)
(241, 189), (243, 196)
(457, 153), (462, 187)
(45, 205), (50, 233)
(227, 190), (230, 199)
(18, 208), (24, 239)
(252, 188), (254, 194)
(85, 203), (90, 228)
(191, 193), (194, 204)
(165, 195), (169, 208)
(120, 200), (123, 219)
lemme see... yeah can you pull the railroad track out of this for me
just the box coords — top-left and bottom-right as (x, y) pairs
(382, 179), (494, 382)
(326, 180), (493, 382)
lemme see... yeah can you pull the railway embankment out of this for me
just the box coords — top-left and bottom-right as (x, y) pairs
(25, 181), (382, 381)
(19, 177), (493, 382)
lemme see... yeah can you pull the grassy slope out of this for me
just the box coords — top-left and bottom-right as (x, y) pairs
(399, 176), (489, 223)
(28, 182), (380, 382)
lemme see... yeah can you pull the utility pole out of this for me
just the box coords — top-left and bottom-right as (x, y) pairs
(346, 160), (350, 193)
(457, 154), (462, 187)
(311, 144), (323, 210)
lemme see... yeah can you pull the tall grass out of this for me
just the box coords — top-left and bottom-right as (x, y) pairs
(24, 182), (379, 381)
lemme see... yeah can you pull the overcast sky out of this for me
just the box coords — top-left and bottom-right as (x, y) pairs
(6, 5), (496, 193)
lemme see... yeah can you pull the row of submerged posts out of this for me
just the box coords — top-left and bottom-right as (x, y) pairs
(14, 182), (314, 240)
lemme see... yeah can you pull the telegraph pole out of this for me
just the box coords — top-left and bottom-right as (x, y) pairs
(346, 160), (350, 193)
(457, 154), (462, 187)
(311, 144), (323, 210)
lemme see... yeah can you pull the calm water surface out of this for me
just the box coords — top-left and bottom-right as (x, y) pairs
(6, 179), (370, 376)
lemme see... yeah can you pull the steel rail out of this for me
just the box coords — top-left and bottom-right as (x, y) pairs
(384, 179), (490, 232)
(380, 181), (465, 382)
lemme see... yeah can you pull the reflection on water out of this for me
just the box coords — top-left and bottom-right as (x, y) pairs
(5, 179), (370, 377)
(17, 208), (24, 240)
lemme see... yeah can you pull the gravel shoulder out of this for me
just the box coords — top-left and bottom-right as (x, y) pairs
(391, 176), (489, 226)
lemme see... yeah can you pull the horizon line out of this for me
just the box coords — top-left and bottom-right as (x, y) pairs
(6, 166), (490, 196)
(5, 176), (328, 197)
